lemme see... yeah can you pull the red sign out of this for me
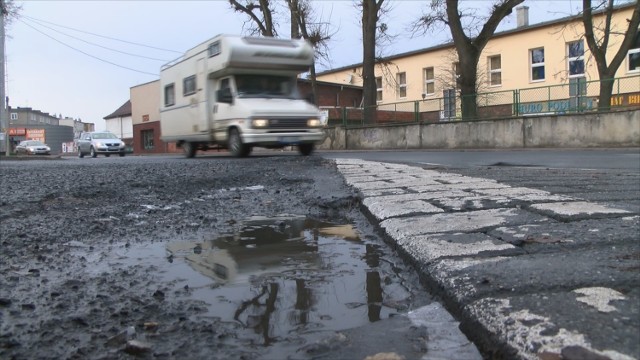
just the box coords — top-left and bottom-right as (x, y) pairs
(9, 128), (26, 136)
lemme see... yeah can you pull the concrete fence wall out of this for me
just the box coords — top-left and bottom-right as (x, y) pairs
(317, 110), (640, 150)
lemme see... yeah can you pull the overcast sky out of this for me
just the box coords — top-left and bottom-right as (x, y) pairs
(5, 0), (587, 130)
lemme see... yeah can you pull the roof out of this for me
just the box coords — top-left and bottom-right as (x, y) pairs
(103, 100), (132, 119)
(317, 2), (637, 76)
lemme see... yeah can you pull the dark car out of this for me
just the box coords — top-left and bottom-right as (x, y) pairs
(77, 132), (126, 158)
(15, 140), (51, 155)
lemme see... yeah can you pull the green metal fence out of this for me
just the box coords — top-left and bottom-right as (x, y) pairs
(325, 75), (639, 126)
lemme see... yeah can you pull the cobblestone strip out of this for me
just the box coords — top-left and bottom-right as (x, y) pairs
(335, 158), (638, 360)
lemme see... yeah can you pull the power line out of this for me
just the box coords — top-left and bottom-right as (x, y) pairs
(21, 16), (171, 62)
(22, 15), (182, 54)
(19, 19), (158, 76)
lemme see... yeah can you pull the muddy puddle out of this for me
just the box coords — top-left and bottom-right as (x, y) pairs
(73, 215), (421, 358)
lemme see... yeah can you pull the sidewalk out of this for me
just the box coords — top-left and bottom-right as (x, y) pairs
(335, 158), (639, 360)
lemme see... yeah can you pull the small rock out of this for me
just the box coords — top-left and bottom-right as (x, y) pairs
(105, 332), (127, 347)
(124, 340), (152, 355)
(364, 352), (404, 360)
(152, 290), (165, 300)
(561, 346), (611, 360)
(144, 322), (159, 331)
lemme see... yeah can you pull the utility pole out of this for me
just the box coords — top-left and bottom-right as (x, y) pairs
(0, 0), (9, 156)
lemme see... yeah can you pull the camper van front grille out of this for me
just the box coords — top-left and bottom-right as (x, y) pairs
(266, 118), (308, 130)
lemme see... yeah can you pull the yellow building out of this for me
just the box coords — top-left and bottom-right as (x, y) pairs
(316, 4), (639, 120)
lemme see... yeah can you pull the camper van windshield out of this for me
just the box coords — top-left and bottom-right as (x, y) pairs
(235, 75), (297, 99)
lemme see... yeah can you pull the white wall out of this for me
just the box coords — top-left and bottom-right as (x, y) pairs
(105, 116), (133, 139)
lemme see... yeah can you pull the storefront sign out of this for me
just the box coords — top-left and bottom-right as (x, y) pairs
(9, 128), (26, 136)
(26, 129), (45, 142)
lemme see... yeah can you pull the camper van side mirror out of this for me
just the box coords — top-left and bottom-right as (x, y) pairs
(217, 88), (233, 104)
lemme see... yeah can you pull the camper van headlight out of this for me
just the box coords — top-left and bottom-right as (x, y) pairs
(252, 119), (269, 128)
(307, 118), (321, 128)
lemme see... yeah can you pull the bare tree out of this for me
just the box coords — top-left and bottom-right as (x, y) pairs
(582, 0), (640, 110)
(286, 0), (334, 104)
(2, 0), (21, 27)
(229, 0), (278, 37)
(359, 0), (387, 124)
(414, 0), (524, 119)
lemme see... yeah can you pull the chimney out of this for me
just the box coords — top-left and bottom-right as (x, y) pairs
(517, 6), (529, 28)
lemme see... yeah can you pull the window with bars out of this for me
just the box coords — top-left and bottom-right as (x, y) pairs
(567, 40), (585, 77)
(142, 129), (155, 150)
(423, 67), (435, 96)
(530, 48), (545, 81)
(488, 55), (502, 86)
(397, 72), (407, 98)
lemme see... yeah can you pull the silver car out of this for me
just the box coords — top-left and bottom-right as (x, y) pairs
(77, 132), (126, 158)
(15, 140), (51, 155)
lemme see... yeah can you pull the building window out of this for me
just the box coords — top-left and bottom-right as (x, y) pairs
(375, 77), (383, 102)
(10, 113), (17, 120)
(183, 75), (196, 96)
(142, 129), (154, 150)
(530, 47), (545, 81)
(208, 41), (221, 57)
(396, 72), (407, 99)
(423, 67), (435, 96)
(164, 83), (175, 106)
(443, 88), (456, 119)
(628, 30), (640, 73)
(567, 40), (585, 77)
(488, 55), (502, 86)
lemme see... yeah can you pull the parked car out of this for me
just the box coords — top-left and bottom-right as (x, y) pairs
(15, 140), (51, 155)
(77, 132), (126, 158)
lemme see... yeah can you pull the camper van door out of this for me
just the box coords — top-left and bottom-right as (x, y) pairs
(212, 77), (234, 141)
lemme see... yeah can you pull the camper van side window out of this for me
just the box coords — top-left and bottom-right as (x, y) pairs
(183, 75), (196, 96)
(208, 42), (221, 57)
(164, 84), (175, 106)
(220, 78), (230, 90)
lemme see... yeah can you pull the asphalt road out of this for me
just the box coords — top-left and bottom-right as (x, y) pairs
(320, 148), (640, 170)
(2, 149), (638, 359)
(320, 149), (640, 359)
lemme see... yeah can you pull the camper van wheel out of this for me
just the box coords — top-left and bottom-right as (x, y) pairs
(183, 142), (196, 158)
(298, 143), (314, 156)
(228, 129), (249, 157)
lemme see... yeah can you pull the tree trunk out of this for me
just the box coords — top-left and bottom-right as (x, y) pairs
(308, 62), (318, 106)
(362, 0), (378, 124)
(289, 0), (300, 39)
(598, 74), (615, 111)
(457, 52), (479, 119)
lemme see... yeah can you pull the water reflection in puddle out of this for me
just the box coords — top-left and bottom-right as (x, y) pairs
(96, 215), (417, 353)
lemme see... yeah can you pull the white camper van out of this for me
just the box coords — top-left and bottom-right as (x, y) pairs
(159, 34), (325, 158)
